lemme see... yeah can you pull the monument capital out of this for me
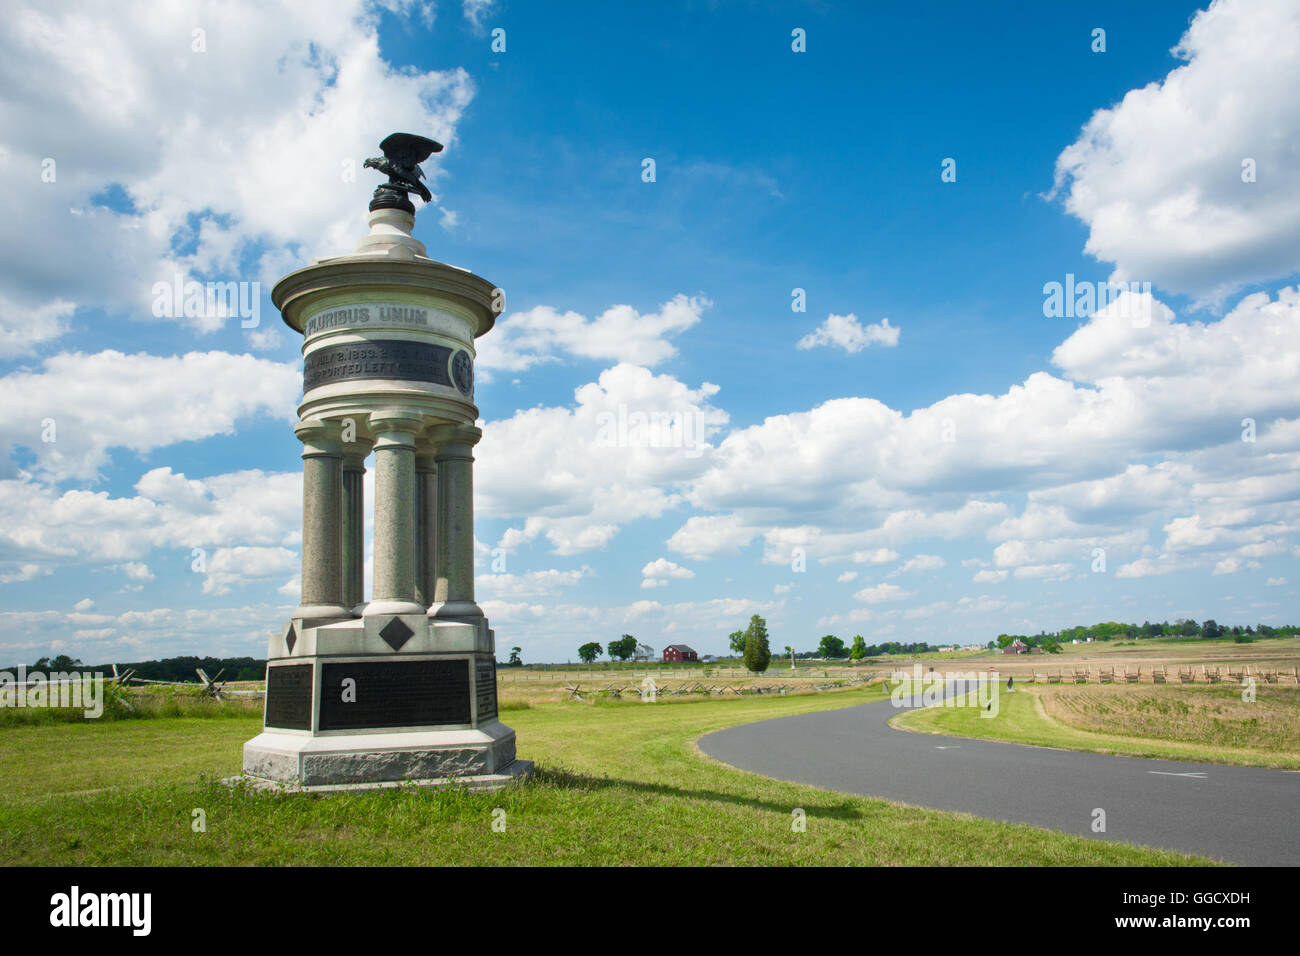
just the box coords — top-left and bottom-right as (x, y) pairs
(428, 422), (483, 451)
(341, 439), (375, 464)
(293, 418), (343, 456)
(369, 409), (426, 433)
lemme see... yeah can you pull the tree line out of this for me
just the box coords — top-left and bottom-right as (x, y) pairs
(576, 616), (776, 670)
(808, 636), (937, 660)
(6, 655), (268, 682)
(21, 616), (1296, 681)
(570, 617), (1299, 669)
(989, 619), (1298, 651)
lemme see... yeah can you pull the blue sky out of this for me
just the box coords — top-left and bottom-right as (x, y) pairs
(1, 0), (1298, 664)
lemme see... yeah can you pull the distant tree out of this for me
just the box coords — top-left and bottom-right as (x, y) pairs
(728, 630), (746, 657)
(996, 634), (1015, 649)
(1202, 619), (1220, 640)
(818, 634), (846, 658)
(1180, 619), (1199, 637)
(743, 615), (771, 673)
(34, 655), (83, 671)
(508, 647), (522, 666)
(608, 635), (638, 661)
(1234, 632), (1254, 644)
(578, 642), (603, 664)
(849, 635), (868, 660)
(783, 645), (795, 668)
(1041, 639), (1062, 654)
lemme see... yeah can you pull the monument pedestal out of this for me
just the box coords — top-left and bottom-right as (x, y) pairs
(242, 617), (531, 792)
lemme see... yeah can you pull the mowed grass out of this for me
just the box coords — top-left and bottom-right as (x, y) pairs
(891, 683), (1300, 770)
(0, 689), (1210, 865)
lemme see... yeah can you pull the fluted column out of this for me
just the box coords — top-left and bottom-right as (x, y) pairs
(428, 423), (483, 621)
(294, 419), (348, 623)
(415, 447), (438, 608)
(341, 441), (372, 615)
(364, 410), (425, 618)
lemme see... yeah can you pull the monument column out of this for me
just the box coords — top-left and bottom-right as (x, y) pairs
(415, 446), (438, 609)
(341, 441), (372, 615)
(294, 419), (348, 623)
(429, 423), (483, 621)
(246, 131), (528, 792)
(365, 410), (425, 618)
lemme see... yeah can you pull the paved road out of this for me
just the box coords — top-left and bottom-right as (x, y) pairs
(698, 681), (1299, 865)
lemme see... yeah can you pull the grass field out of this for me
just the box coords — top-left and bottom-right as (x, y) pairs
(891, 683), (1300, 769)
(0, 688), (1212, 866)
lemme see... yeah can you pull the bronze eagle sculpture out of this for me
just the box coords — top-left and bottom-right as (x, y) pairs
(365, 133), (442, 210)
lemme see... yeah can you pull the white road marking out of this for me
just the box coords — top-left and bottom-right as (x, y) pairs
(1148, 770), (1207, 778)
(935, 745), (961, 750)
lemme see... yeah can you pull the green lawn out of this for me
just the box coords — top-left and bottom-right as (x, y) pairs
(890, 685), (1300, 769)
(0, 689), (1213, 865)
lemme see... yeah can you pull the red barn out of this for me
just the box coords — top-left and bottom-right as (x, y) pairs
(663, 644), (698, 662)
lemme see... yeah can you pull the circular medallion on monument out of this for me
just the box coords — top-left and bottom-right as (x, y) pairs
(451, 349), (474, 397)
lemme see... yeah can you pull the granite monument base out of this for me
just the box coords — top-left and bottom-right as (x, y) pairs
(237, 614), (530, 793)
(240, 724), (531, 792)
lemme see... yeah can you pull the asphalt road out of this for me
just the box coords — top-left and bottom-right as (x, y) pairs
(698, 681), (1299, 865)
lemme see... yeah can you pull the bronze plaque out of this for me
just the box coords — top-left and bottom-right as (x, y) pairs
(318, 659), (470, 730)
(265, 663), (313, 730)
(476, 657), (497, 721)
(303, 340), (454, 391)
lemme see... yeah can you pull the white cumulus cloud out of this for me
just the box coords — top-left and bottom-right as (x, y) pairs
(1050, 0), (1300, 305)
(797, 314), (899, 353)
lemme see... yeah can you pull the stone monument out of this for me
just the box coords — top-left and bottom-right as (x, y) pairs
(241, 133), (530, 791)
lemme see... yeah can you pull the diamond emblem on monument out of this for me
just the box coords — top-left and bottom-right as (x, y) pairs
(284, 621), (298, 654)
(380, 616), (415, 651)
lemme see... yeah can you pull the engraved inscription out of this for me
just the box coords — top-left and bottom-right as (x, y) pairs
(475, 657), (497, 722)
(303, 340), (453, 391)
(265, 663), (313, 730)
(304, 304), (433, 338)
(319, 659), (471, 730)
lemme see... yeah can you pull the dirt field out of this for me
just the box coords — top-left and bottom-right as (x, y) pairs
(899, 636), (1300, 680)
